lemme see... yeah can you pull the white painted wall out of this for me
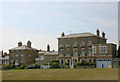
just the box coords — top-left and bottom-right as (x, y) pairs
(96, 59), (112, 68)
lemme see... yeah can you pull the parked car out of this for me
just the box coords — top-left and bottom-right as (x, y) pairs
(26, 65), (38, 69)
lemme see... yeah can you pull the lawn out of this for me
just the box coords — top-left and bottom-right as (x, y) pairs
(2, 68), (118, 80)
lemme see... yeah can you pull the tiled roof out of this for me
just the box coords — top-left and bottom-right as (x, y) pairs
(44, 51), (58, 55)
(9, 45), (37, 50)
(58, 32), (106, 39)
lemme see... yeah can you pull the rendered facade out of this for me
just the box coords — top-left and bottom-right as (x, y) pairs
(58, 29), (116, 68)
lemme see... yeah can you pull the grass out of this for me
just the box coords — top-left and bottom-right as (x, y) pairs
(2, 68), (118, 80)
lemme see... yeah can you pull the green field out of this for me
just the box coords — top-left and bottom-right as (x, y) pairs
(2, 68), (118, 80)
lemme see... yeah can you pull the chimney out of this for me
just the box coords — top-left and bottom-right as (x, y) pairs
(102, 32), (105, 38)
(27, 40), (31, 48)
(18, 41), (22, 47)
(47, 44), (50, 52)
(2, 50), (3, 57)
(61, 32), (65, 37)
(96, 29), (100, 36)
(119, 41), (120, 46)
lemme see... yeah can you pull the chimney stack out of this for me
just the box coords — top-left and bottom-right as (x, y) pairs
(2, 50), (3, 57)
(47, 44), (50, 52)
(61, 32), (65, 37)
(102, 32), (105, 38)
(96, 29), (100, 36)
(27, 40), (31, 48)
(18, 41), (22, 47)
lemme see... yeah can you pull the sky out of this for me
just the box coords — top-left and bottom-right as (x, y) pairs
(0, 1), (118, 52)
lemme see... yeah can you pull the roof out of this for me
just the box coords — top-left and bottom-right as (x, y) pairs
(9, 45), (37, 50)
(44, 51), (58, 56)
(38, 51), (46, 54)
(58, 32), (107, 39)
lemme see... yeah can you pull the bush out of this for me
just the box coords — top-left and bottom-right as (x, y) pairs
(10, 64), (16, 69)
(20, 65), (25, 69)
(61, 65), (64, 69)
(50, 62), (59, 69)
(33, 63), (40, 69)
(51, 60), (59, 63)
(65, 62), (69, 65)
(88, 62), (95, 66)
(76, 62), (82, 66)
(2, 64), (10, 70)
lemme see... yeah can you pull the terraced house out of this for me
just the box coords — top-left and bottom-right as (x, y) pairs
(9, 41), (38, 65)
(58, 29), (116, 68)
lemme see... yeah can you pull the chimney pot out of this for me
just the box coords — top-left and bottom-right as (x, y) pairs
(27, 40), (31, 48)
(61, 32), (65, 37)
(18, 41), (22, 47)
(47, 44), (50, 52)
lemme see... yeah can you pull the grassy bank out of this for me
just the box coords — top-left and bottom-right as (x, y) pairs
(2, 68), (118, 80)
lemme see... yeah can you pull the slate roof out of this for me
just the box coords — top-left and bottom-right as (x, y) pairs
(58, 32), (107, 39)
(9, 45), (37, 50)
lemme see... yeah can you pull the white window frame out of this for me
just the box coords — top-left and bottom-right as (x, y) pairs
(82, 48), (85, 55)
(100, 46), (107, 54)
(73, 48), (78, 57)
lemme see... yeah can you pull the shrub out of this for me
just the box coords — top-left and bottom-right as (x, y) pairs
(50, 62), (59, 69)
(76, 62), (82, 66)
(20, 65), (25, 69)
(61, 65), (64, 69)
(51, 60), (59, 63)
(33, 63), (40, 69)
(65, 62), (69, 65)
(10, 64), (16, 69)
(2, 64), (10, 70)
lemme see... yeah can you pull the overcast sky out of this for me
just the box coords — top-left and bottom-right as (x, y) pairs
(0, 2), (118, 52)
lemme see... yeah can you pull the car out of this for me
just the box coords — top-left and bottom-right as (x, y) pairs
(26, 65), (37, 69)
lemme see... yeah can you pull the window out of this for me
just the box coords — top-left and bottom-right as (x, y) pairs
(12, 50), (14, 55)
(92, 46), (96, 54)
(60, 39), (64, 45)
(21, 55), (23, 63)
(89, 48), (92, 56)
(56, 57), (59, 60)
(82, 39), (85, 44)
(40, 55), (44, 60)
(49, 56), (52, 61)
(67, 40), (70, 45)
(74, 39), (77, 45)
(100, 46), (107, 54)
(60, 49), (64, 55)
(29, 55), (31, 63)
(16, 50), (18, 55)
(89, 39), (92, 44)
(82, 48), (85, 55)
(67, 49), (70, 55)
(73, 48), (78, 57)
(21, 50), (23, 55)
(21, 50), (23, 64)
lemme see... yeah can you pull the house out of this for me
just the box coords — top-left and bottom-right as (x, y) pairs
(58, 29), (116, 68)
(0, 50), (9, 69)
(9, 41), (38, 65)
(36, 44), (58, 65)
